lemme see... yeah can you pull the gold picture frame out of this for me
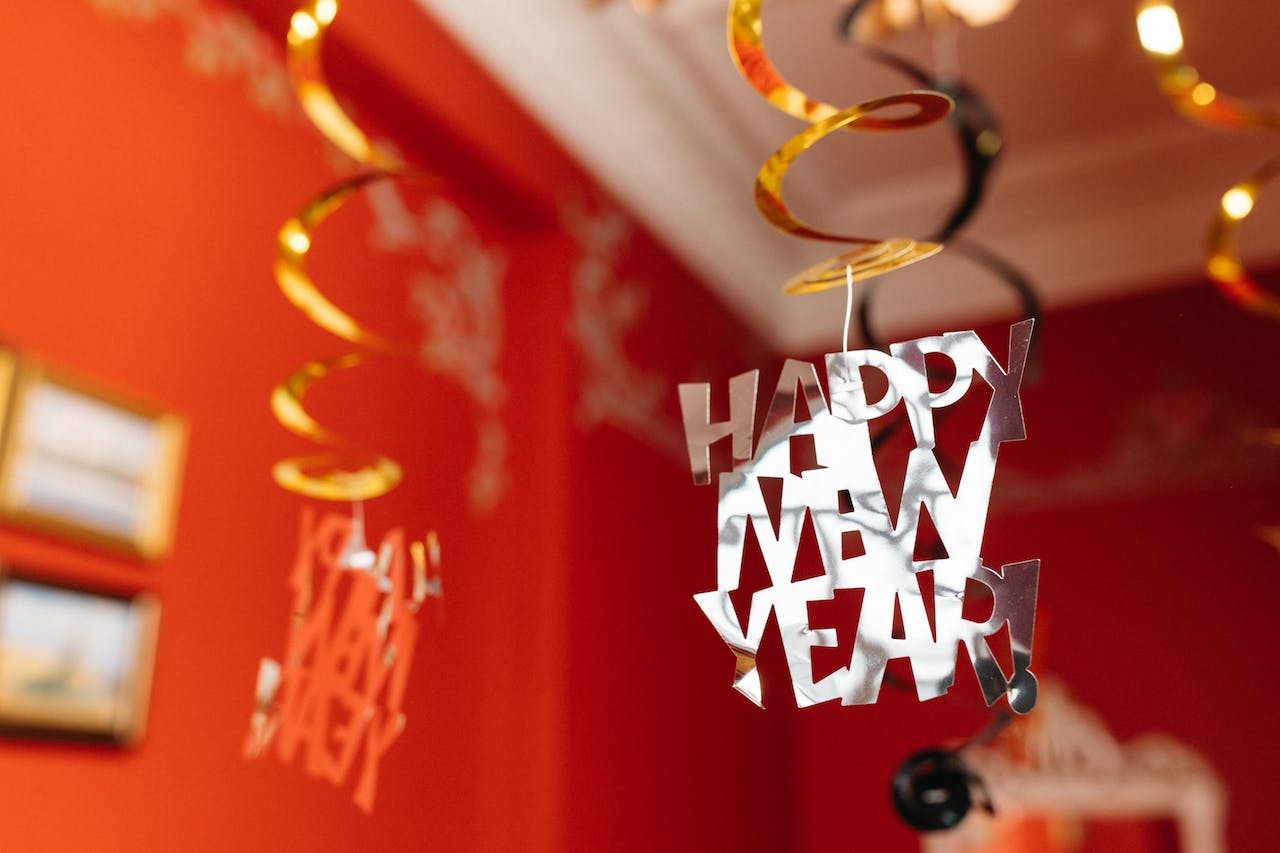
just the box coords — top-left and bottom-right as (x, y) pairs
(0, 570), (160, 745)
(0, 347), (186, 559)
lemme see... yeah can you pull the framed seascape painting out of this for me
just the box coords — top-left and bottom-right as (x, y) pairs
(0, 347), (186, 559)
(0, 571), (159, 744)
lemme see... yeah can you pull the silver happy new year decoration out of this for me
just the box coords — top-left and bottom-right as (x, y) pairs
(679, 320), (1039, 713)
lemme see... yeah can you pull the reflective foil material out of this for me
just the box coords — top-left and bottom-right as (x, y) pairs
(728, 0), (952, 293)
(1206, 157), (1280, 320)
(680, 322), (1039, 712)
(272, 1), (415, 500)
(1136, 1), (1280, 132)
(832, 5), (1045, 353)
(1137, 1), (1280, 320)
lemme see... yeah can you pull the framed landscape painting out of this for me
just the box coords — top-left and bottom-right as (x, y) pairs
(0, 572), (159, 744)
(0, 347), (186, 559)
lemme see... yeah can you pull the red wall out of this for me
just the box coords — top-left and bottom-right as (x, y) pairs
(1, 3), (1276, 852)
(786, 282), (1280, 851)
(0, 2), (784, 850)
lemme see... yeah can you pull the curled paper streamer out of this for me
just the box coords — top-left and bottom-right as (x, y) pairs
(1207, 156), (1280, 320)
(272, 0), (415, 500)
(828, 13), (1044, 356)
(832, 21), (1001, 244)
(275, 174), (412, 353)
(729, 0), (953, 293)
(271, 354), (404, 501)
(1136, 1), (1280, 132)
(891, 748), (993, 832)
(1137, 1), (1280, 319)
(287, 1), (405, 170)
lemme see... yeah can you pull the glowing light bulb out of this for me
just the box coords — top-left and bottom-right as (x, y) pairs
(1222, 187), (1254, 220)
(1208, 253), (1242, 280)
(290, 11), (319, 41)
(1137, 3), (1184, 56)
(315, 0), (338, 25)
(945, 0), (1020, 28)
(283, 223), (311, 254)
(1191, 81), (1216, 106)
(884, 0), (917, 30)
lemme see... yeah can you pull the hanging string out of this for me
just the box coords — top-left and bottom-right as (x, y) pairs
(338, 497), (377, 570)
(842, 263), (854, 354)
(931, 18), (961, 83)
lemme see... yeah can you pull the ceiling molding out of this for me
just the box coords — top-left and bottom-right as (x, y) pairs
(418, 0), (1280, 352)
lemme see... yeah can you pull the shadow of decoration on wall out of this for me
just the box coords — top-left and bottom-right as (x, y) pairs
(924, 679), (1227, 853)
(90, 0), (298, 121)
(994, 384), (1280, 513)
(367, 183), (510, 512)
(245, 508), (443, 813)
(561, 195), (684, 461)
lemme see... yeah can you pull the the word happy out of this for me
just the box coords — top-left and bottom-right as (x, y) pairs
(678, 321), (1039, 713)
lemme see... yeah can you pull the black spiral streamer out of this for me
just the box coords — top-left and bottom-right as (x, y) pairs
(836, 1), (1043, 364)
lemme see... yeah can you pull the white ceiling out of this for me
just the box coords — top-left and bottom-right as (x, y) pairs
(417, 0), (1280, 352)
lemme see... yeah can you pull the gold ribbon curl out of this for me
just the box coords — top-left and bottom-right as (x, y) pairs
(1136, 1), (1280, 133)
(729, 0), (954, 294)
(273, 0), (419, 500)
(287, 1), (405, 170)
(1206, 157), (1280, 321)
(1137, 1), (1280, 319)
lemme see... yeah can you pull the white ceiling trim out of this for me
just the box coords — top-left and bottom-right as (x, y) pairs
(417, 0), (1280, 352)
(418, 0), (801, 341)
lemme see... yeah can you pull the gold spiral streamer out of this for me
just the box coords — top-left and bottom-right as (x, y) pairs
(271, 354), (404, 501)
(272, 0), (416, 500)
(287, 0), (404, 170)
(1137, 1), (1280, 319)
(729, 0), (954, 294)
(1136, 1), (1280, 132)
(1207, 157), (1280, 320)
(276, 173), (416, 354)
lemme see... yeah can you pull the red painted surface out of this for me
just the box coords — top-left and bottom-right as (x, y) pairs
(0, 3), (1276, 852)
(0, 3), (774, 850)
(788, 285), (1280, 851)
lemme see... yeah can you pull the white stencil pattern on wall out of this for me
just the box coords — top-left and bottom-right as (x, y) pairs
(366, 181), (510, 513)
(562, 196), (681, 459)
(90, 0), (297, 121)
